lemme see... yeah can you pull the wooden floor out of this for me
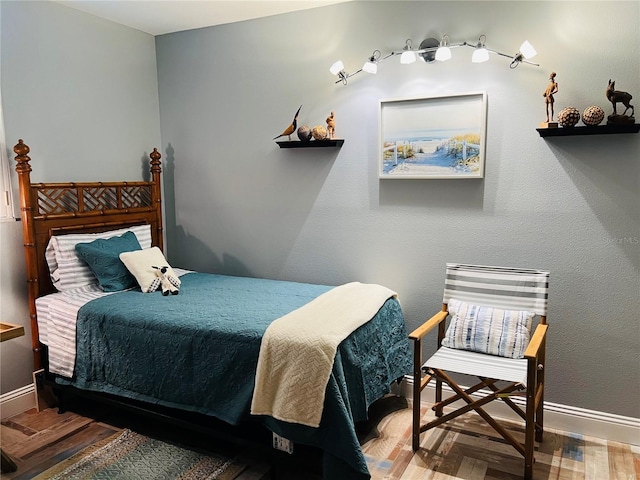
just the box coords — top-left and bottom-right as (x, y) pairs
(2, 397), (638, 479)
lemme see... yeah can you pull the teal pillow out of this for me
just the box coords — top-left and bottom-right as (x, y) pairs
(75, 231), (142, 291)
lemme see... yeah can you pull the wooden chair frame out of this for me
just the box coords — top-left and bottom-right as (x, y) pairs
(409, 267), (548, 480)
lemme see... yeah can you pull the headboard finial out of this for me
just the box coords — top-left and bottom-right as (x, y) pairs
(149, 147), (162, 174)
(14, 139), (32, 173)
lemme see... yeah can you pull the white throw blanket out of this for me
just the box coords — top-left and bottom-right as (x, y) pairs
(250, 281), (397, 428)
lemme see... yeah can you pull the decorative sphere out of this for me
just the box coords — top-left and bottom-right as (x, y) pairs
(558, 107), (581, 127)
(311, 125), (328, 140)
(297, 125), (312, 142)
(582, 105), (605, 126)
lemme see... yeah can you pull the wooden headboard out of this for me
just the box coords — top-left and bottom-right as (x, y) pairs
(13, 139), (163, 370)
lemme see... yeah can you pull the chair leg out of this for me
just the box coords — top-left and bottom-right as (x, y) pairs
(434, 377), (443, 417)
(524, 359), (538, 480)
(535, 386), (544, 443)
(412, 370), (421, 451)
(535, 343), (546, 443)
(412, 337), (422, 451)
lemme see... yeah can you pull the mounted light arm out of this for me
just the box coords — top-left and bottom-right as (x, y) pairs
(400, 39), (417, 64)
(509, 40), (539, 68)
(363, 49), (396, 74)
(363, 50), (382, 74)
(329, 60), (360, 85)
(435, 34), (452, 62)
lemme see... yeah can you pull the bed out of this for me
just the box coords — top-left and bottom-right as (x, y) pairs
(13, 139), (412, 480)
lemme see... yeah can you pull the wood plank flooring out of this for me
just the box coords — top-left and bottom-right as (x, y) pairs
(2, 397), (638, 479)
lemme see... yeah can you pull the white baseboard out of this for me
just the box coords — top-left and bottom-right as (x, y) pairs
(2, 380), (638, 446)
(0, 384), (36, 420)
(393, 376), (640, 446)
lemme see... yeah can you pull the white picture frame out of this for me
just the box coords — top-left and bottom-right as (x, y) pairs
(379, 92), (487, 179)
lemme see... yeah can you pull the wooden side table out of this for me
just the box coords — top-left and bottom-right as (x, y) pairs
(1, 321), (26, 473)
(1, 322), (25, 342)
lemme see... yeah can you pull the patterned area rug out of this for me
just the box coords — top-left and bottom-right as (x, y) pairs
(34, 429), (246, 480)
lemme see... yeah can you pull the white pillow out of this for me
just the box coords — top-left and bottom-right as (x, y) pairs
(442, 298), (535, 359)
(45, 224), (152, 292)
(119, 247), (180, 293)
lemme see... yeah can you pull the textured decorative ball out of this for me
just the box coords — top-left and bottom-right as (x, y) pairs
(558, 107), (581, 127)
(311, 125), (327, 140)
(297, 125), (312, 142)
(582, 105), (605, 126)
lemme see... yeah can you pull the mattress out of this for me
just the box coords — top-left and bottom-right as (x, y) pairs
(35, 268), (190, 377)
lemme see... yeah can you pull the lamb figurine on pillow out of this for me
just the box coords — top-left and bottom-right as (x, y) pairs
(150, 265), (180, 295)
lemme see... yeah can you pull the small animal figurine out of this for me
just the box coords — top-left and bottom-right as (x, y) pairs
(606, 79), (634, 117)
(326, 111), (336, 138)
(150, 265), (180, 295)
(273, 105), (302, 141)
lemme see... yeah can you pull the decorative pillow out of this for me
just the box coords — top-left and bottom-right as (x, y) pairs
(45, 224), (152, 291)
(442, 298), (535, 358)
(119, 247), (181, 293)
(74, 231), (142, 292)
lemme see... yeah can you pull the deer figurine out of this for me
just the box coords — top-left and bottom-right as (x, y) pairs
(606, 79), (634, 117)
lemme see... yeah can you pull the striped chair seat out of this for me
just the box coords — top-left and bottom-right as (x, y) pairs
(425, 346), (528, 386)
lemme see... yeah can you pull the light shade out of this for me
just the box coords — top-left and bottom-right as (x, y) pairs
(435, 35), (452, 62)
(363, 50), (381, 74)
(362, 60), (378, 74)
(519, 40), (537, 59)
(400, 50), (416, 64)
(435, 46), (451, 61)
(329, 60), (344, 75)
(472, 46), (489, 63)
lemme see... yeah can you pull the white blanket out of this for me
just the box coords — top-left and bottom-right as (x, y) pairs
(250, 281), (397, 428)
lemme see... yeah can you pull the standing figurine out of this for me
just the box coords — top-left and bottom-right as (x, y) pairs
(326, 111), (336, 139)
(542, 72), (559, 126)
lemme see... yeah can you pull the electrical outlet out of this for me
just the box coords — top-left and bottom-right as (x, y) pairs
(272, 432), (294, 454)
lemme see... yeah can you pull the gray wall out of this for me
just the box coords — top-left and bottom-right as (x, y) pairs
(1, 0), (161, 394)
(1, 1), (638, 421)
(156, 1), (639, 417)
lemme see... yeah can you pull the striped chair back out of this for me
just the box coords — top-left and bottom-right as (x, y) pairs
(443, 263), (549, 316)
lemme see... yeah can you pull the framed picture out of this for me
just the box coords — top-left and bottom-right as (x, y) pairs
(379, 92), (487, 179)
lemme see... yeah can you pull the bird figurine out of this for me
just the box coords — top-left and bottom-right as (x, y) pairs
(274, 105), (302, 141)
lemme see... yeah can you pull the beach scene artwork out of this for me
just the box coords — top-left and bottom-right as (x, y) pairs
(379, 93), (486, 179)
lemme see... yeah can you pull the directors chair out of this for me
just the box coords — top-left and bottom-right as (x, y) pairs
(409, 263), (550, 480)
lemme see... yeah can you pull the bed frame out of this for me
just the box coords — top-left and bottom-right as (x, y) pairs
(13, 139), (164, 371)
(14, 140), (410, 478)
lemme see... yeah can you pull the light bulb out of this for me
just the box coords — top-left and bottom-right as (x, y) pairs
(329, 60), (344, 75)
(363, 61), (377, 74)
(400, 50), (416, 64)
(435, 46), (451, 61)
(472, 46), (489, 63)
(519, 40), (537, 59)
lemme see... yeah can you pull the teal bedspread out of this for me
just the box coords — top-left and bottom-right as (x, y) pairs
(69, 273), (412, 479)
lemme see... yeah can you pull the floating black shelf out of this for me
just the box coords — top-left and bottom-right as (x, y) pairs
(276, 139), (344, 148)
(536, 124), (640, 137)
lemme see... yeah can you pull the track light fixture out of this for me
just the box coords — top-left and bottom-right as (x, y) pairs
(363, 50), (381, 74)
(329, 60), (350, 85)
(329, 33), (539, 85)
(400, 39), (416, 64)
(435, 35), (452, 62)
(510, 40), (538, 68)
(471, 35), (489, 63)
